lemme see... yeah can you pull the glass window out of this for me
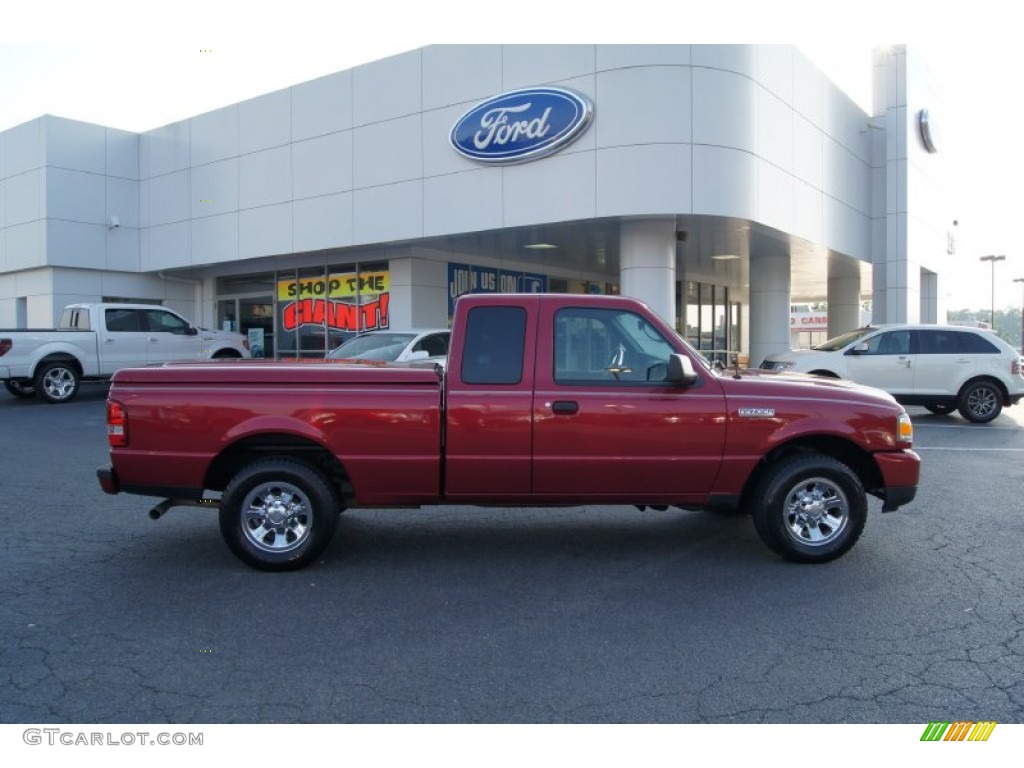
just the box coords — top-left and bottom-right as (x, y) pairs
(554, 306), (675, 384)
(461, 307), (526, 385)
(954, 331), (999, 354)
(144, 309), (190, 334)
(864, 330), (910, 355)
(105, 308), (142, 332)
(413, 333), (450, 357)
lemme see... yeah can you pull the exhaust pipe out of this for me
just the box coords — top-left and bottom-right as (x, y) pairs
(149, 498), (220, 520)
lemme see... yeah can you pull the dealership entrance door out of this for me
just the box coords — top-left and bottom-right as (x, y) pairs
(217, 296), (274, 358)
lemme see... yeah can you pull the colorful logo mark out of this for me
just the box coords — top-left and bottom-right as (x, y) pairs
(921, 721), (997, 742)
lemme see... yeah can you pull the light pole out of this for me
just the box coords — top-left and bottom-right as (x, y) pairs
(979, 254), (1006, 329)
(1014, 277), (1024, 353)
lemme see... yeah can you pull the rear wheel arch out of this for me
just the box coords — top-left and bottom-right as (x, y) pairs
(33, 355), (84, 403)
(204, 433), (354, 502)
(956, 376), (1007, 423)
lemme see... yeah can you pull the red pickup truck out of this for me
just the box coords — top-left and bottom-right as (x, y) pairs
(97, 293), (920, 571)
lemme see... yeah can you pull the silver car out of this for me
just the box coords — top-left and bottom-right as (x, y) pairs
(326, 329), (450, 368)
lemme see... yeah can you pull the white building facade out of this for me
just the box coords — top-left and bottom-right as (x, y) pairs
(0, 44), (950, 364)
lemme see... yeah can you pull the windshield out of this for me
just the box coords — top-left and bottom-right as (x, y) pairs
(812, 327), (876, 352)
(327, 333), (416, 361)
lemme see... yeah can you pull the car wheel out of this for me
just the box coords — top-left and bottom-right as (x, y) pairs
(751, 454), (867, 564)
(219, 458), (340, 571)
(4, 380), (36, 398)
(924, 404), (956, 416)
(957, 380), (1002, 423)
(33, 361), (80, 403)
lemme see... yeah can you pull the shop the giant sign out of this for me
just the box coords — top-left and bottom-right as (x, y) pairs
(278, 270), (390, 333)
(450, 87), (593, 164)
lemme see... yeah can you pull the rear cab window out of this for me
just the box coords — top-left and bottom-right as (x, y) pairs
(460, 306), (526, 385)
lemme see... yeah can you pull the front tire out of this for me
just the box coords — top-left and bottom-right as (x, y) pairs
(219, 458), (340, 571)
(957, 380), (1002, 423)
(33, 361), (80, 403)
(751, 455), (867, 563)
(4, 380), (36, 398)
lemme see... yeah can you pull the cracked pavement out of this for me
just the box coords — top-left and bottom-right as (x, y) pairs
(1, 385), (1022, 723)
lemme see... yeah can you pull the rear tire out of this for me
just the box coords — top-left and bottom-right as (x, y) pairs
(33, 361), (80, 403)
(957, 380), (1002, 423)
(751, 454), (867, 563)
(219, 458), (340, 571)
(4, 380), (36, 398)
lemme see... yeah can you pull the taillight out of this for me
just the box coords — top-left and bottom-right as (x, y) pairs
(107, 400), (128, 447)
(0, 338), (11, 357)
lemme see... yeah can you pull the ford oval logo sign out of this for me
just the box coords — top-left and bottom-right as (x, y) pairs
(450, 87), (594, 165)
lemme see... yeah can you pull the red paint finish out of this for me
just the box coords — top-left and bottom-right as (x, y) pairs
(101, 294), (920, 516)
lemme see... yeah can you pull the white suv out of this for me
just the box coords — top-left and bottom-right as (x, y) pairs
(760, 325), (1024, 423)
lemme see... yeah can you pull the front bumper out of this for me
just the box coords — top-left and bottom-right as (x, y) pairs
(874, 449), (921, 512)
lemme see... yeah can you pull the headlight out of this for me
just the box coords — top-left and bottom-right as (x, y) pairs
(897, 412), (913, 447)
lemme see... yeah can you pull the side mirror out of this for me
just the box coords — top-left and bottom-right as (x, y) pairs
(847, 341), (869, 355)
(185, 326), (199, 336)
(667, 353), (698, 386)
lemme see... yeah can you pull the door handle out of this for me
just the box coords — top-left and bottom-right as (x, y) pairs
(550, 400), (579, 415)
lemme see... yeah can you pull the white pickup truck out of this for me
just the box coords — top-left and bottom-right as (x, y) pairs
(0, 303), (250, 403)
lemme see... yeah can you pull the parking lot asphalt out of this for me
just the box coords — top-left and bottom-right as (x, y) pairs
(1, 383), (1022, 724)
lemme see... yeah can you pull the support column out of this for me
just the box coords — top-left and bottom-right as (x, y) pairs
(387, 257), (449, 329)
(619, 218), (676, 325)
(827, 255), (862, 337)
(920, 269), (939, 324)
(748, 251), (791, 368)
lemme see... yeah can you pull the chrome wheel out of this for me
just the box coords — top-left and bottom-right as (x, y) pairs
(34, 362), (80, 403)
(782, 476), (849, 548)
(240, 481), (312, 553)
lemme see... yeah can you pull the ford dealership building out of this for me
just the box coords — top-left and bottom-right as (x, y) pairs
(0, 44), (948, 365)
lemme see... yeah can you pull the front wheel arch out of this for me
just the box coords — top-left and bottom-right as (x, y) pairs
(750, 454), (868, 563)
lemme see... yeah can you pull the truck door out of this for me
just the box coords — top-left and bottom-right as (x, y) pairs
(142, 308), (199, 364)
(444, 299), (538, 498)
(99, 308), (150, 373)
(531, 301), (727, 503)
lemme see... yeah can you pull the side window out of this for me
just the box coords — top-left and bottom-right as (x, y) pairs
(554, 307), (675, 384)
(414, 332), (449, 357)
(865, 330), (910, 355)
(918, 330), (960, 355)
(144, 310), (190, 335)
(461, 307), (525, 385)
(957, 331), (999, 354)
(105, 308), (142, 332)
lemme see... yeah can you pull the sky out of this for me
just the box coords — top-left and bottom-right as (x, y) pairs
(2, 0), (1021, 313)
